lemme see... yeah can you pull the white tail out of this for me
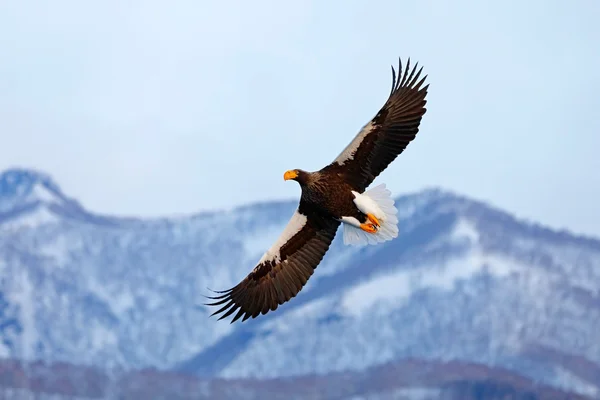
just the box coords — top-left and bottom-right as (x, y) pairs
(342, 183), (399, 246)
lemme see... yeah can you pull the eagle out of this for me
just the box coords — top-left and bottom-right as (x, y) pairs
(206, 58), (429, 323)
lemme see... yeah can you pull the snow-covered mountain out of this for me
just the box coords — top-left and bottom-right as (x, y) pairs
(0, 168), (599, 398)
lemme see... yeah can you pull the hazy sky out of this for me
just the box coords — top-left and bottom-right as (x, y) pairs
(1, 1), (599, 236)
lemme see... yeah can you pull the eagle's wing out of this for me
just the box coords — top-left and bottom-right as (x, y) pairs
(328, 58), (429, 192)
(206, 201), (340, 323)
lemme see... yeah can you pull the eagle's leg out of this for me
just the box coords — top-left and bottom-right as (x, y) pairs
(366, 213), (380, 227)
(359, 221), (378, 233)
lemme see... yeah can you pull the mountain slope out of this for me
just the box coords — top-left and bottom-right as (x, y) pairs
(0, 168), (599, 397)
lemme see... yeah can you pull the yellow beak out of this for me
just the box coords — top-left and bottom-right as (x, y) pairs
(284, 170), (298, 181)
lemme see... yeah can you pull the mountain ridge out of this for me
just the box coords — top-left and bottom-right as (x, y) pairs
(2, 167), (597, 246)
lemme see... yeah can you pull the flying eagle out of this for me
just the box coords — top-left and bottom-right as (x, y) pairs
(206, 58), (429, 323)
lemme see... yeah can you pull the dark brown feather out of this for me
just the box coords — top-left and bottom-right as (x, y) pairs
(325, 58), (429, 192)
(205, 200), (340, 323)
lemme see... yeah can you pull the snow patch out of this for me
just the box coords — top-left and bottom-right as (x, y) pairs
(30, 183), (61, 204)
(91, 322), (118, 351)
(341, 252), (523, 317)
(1, 206), (59, 231)
(553, 366), (599, 398)
(243, 220), (288, 260)
(0, 340), (9, 358)
(39, 235), (71, 266)
(262, 297), (333, 333)
(7, 270), (37, 359)
(312, 248), (357, 279)
(452, 219), (479, 244)
(341, 270), (412, 316)
(87, 279), (134, 316)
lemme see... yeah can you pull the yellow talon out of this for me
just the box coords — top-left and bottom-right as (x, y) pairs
(367, 213), (380, 227)
(360, 222), (378, 234)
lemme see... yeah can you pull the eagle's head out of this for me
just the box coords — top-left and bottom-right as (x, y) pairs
(284, 169), (309, 185)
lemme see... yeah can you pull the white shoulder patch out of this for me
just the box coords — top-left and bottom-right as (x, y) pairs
(257, 209), (308, 265)
(332, 121), (375, 165)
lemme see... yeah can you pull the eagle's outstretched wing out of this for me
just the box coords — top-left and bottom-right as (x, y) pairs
(206, 200), (340, 323)
(327, 58), (429, 192)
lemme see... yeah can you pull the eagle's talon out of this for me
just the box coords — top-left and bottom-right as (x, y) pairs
(360, 222), (378, 234)
(366, 213), (380, 227)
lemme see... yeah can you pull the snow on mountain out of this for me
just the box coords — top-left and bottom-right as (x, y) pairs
(0, 168), (599, 397)
(0, 168), (74, 215)
(178, 193), (600, 396)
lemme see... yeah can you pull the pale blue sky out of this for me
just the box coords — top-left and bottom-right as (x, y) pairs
(1, 1), (599, 236)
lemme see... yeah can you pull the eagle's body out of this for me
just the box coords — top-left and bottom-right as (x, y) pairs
(294, 169), (366, 222)
(206, 58), (429, 323)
